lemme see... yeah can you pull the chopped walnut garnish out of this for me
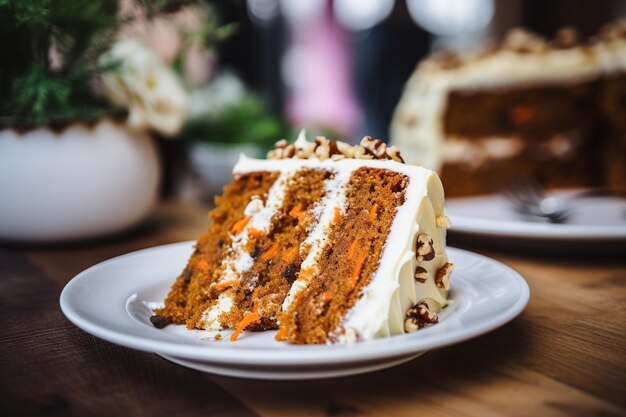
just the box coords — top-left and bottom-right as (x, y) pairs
(314, 136), (331, 161)
(414, 266), (428, 283)
(594, 19), (626, 42)
(360, 136), (387, 158)
(385, 146), (405, 163)
(285, 144), (297, 158)
(353, 145), (374, 160)
(336, 141), (354, 158)
(415, 233), (435, 261)
(435, 262), (454, 290)
(428, 50), (464, 70)
(502, 27), (548, 53)
(436, 215), (451, 229)
(552, 27), (579, 48)
(404, 301), (438, 333)
(266, 135), (406, 163)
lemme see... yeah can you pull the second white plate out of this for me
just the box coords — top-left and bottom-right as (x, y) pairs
(60, 241), (529, 380)
(446, 192), (626, 241)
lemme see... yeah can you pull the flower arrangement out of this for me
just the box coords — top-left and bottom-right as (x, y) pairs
(0, 0), (194, 136)
(99, 38), (188, 136)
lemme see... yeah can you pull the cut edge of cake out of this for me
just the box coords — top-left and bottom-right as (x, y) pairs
(155, 131), (453, 344)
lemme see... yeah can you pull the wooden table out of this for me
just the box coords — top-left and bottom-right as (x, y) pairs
(2, 200), (625, 417)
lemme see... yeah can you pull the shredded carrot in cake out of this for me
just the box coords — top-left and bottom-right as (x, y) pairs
(368, 204), (379, 222)
(289, 203), (306, 225)
(230, 216), (250, 234)
(347, 239), (359, 260)
(281, 246), (299, 263)
(275, 326), (288, 341)
(511, 105), (536, 125)
(322, 291), (332, 304)
(259, 242), (279, 262)
(230, 311), (260, 341)
(348, 252), (367, 291)
(196, 259), (209, 274)
(334, 207), (341, 223)
(215, 280), (240, 290)
(297, 268), (313, 282)
(248, 228), (263, 238)
(289, 203), (303, 218)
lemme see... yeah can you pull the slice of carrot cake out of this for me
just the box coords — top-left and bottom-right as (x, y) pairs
(153, 132), (453, 344)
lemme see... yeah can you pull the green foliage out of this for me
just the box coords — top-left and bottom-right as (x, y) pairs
(0, 0), (197, 126)
(180, 96), (291, 148)
(172, 5), (237, 80)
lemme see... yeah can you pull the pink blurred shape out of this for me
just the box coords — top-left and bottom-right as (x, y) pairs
(284, 3), (361, 138)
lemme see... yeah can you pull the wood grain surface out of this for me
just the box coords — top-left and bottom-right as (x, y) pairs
(1, 201), (625, 417)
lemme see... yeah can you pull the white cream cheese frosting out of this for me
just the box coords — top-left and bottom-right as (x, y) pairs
(229, 133), (452, 344)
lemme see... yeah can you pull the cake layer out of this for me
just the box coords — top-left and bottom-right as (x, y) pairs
(157, 171), (279, 327)
(444, 83), (596, 140)
(278, 167), (409, 344)
(203, 168), (332, 331)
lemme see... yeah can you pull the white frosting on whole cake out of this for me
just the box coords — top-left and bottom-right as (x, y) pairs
(229, 134), (451, 344)
(390, 22), (626, 170)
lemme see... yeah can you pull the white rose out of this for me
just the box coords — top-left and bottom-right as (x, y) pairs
(100, 39), (188, 137)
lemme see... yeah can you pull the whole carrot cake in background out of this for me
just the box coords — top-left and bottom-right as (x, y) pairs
(391, 20), (626, 196)
(153, 132), (453, 344)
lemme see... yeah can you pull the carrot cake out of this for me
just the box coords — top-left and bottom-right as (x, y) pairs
(390, 20), (626, 196)
(153, 132), (453, 344)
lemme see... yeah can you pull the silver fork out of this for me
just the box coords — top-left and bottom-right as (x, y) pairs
(499, 178), (626, 224)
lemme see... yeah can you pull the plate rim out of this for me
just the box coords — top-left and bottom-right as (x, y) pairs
(446, 194), (626, 240)
(158, 352), (425, 380)
(449, 214), (626, 240)
(60, 241), (530, 366)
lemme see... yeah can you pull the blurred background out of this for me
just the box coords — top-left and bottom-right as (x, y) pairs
(217, 0), (624, 139)
(1, 0), (625, 242)
(168, 0), (626, 198)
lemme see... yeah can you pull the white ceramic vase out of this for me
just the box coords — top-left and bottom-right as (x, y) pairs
(0, 118), (160, 242)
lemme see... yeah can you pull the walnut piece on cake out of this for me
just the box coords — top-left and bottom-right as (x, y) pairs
(415, 233), (435, 261)
(404, 301), (439, 333)
(267, 134), (406, 163)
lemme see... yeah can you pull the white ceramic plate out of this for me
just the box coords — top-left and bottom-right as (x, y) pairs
(446, 192), (626, 241)
(60, 241), (529, 380)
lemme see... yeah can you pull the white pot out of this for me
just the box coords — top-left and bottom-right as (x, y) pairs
(0, 118), (160, 242)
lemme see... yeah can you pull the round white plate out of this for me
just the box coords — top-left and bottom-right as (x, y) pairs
(60, 241), (529, 380)
(446, 192), (626, 241)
